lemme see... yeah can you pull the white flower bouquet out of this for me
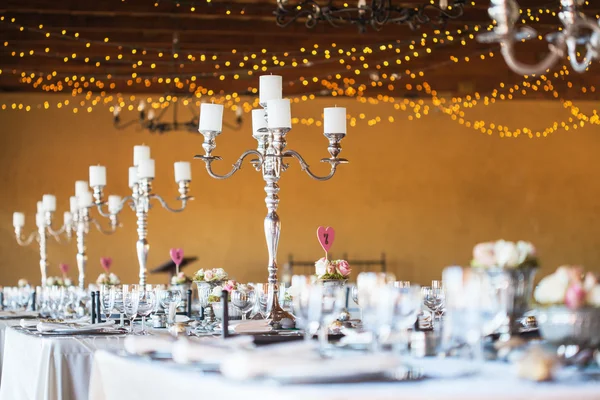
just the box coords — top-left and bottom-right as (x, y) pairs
(535, 266), (600, 309)
(193, 268), (228, 283)
(314, 257), (352, 280)
(96, 272), (121, 286)
(471, 240), (538, 269)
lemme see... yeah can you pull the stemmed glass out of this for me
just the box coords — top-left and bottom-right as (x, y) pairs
(136, 285), (156, 335)
(122, 285), (140, 333)
(159, 289), (182, 325)
(231, 289), (256, 321)
(316, 283), (344, 354)
(100, 285), (116, 322)
(386, 285), (422, 357)
(422, 281), (445, 328)
(357, 272), (396, 352)
(291, 276), (318, 341)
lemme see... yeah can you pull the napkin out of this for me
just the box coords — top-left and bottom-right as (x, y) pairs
(36, 320), (116, 333)
(20, 319), (38, 328)
(232, 320), (273, 334)
(172, 336), (254, 364)
(338, 328), (372, 346)
(124, 335), (175, 355)
(0, 311), (38, 318)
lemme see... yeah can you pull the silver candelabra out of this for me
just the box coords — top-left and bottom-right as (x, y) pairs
(90, 150), (193, 286)
(13, 201), (66, 286)
(194, 76), (348, 322)
(478, 0), (600, 75)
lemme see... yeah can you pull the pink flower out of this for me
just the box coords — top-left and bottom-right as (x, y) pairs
(204, 270), (214, 281)
(59, 263), (69, 275)
(223, 280), (237, 292)
(473, 242), (496, 267)
(336, 260), (351, 277)
(565, 283), (586, 310)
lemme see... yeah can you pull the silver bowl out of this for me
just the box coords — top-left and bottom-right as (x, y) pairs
(535, 306), (600, 347)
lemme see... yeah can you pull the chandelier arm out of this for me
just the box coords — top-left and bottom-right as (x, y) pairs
(283, 150), (338, 181)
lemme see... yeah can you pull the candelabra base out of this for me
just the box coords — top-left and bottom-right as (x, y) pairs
(267, 301), (295, 325)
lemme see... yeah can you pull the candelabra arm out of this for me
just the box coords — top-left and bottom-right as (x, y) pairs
(195, 150), (264, 180)
(14, 230), (38, 246)
(283, 150), (339, 181)
(90, 218), (118, 235)
(149, 194), (190, 213)
(46, 224), (67, 240)
(565, 19), (600, 73)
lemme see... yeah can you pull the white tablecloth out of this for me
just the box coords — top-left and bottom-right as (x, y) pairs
(0, 319), (26, 382)
(0, 327), (125, 400)
(89, 350), (600, 400)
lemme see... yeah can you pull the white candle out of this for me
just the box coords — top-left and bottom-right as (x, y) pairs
(259, 75), (282, 105)
(199, 103), (223, 132)
(138, 159), (155, 179)
(35, 213), (44, 228)
(252, 109), (267, 135)
(89, 165), (107, 187)
(37, 201), (43, 213)
(63, 211), (73, 226)
(108, 195), (121, 214)
(324, 107), (347, 134)
(133, 145), (151, 167)
(78, 192), (93, 208)
(128, 166), (139, 188)
(69, 196), (78, 213)
(13, 212), (25, 228)
(266, 99), (292, 129)
(75, 181), (89, 197)
(42, 195), (56, 212)
(174, 161), (191, 182)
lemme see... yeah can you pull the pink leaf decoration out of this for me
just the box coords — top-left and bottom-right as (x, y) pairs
(170, 248), (184, 266)
(59, 263), (69, 275)
(565, 284), (586, 310)
(316, 226), (335, 254)
(100, 257), (112, 273)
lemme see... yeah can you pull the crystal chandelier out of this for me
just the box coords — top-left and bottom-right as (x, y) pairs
(274, 0), (466, 33)
(478, 0), (600, 75)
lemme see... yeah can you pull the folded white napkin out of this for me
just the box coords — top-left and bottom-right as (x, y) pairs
(232, 320), (273, 334)
(0, 311), (38, 318)
(172, 336), (254, 364)
(36, 320), (115, 333)
(20, 319), (38, 328)
(124, 335), (175, 355)
(338, 329), (372, 345)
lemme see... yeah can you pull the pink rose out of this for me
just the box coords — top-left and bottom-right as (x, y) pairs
(204, 270), (214, 281)
(223, 280), (236, 292)
(565, 283), (586, 310)
(473, 242), (496, 267)
(336, 260), (351, 277)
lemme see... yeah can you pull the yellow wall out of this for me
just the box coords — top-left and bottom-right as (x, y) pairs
(1, 94), (599, 287)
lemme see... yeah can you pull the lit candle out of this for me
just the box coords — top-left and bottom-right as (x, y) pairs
(259, 75), (282, 105)
(252, 109), (267, 135)
(128, 166), (138, 188)
(108, 195), (121, 214)
(78, 192), (93, 208)
(75, 181), (89, 197)
(37, 201), (43, 213)
(42, 195), (56, 212)
(324, 107), (347, 134)
(13, 212), (25, 228)
(89, 165), (107, 187)
(35, 213), (44, 228)
(63, 211), (72, 226)
(138, 159), (155, 179)
(133, 145), (151, 167)
(174, 161), (191, 182)
(199, 103), (223, 132)
(69, 196), (78, 213)
(266, 99), (292, 129)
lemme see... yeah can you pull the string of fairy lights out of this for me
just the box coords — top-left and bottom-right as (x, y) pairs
(0, 2), (599, 139)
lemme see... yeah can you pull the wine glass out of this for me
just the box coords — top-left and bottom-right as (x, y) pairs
(291, 276), (318, 341)
(231, 290), (256, 321)
(136, 285), (156, 335)
(122, 285), (140, 333)
(393, 281), (411, 288)
(159, 289), (182, 325)
(100, 285), (116, 322)
(387, 285), (422, 356)
(422, 283), (445, 328)
(357, 272), (393, 352)
(316, 283), (344, 354)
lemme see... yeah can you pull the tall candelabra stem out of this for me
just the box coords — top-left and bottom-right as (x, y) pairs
(136, 180), (151, 287)
(75, 208), (89, 290)
(38, 224), (48, 287)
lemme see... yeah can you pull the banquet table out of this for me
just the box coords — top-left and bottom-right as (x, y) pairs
(0, 318), (30, 381)
(0, 326), (126, 400)
(89, 350), (600, 400)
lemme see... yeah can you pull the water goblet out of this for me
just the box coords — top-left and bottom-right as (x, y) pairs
(100, 285), (116, 321)
(422, 284), (445, 328)
(136, 285), (156, 335)
(159, 289), (182, 325)
(231, 289), (256, 321)
(122, 285), (140, 333)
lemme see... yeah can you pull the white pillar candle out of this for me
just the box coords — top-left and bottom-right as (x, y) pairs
(199, 103), (223, 132)
(128, 166), (138, 188)
(37, 201), (43, 213)
(78, 192), (93, 208)
(89, 165), (107, 187)
(174, 161), (191, 182)
(63, 211), (73, 226)
(35, 213), (44, 228)
(75, 181), (89, 197)
(13, 212), (25, 228)
(266, 99), (292, 129)
(138, 159), (155, 179)
(324, 107), (347, 134)
(108, 195), (121, 214)
(252, 109), (267, 135)
(69, 196), (78, 213)
(133, 145), (151, 167)
(259, 75), (282, 105)
(42, 195), (56, 212)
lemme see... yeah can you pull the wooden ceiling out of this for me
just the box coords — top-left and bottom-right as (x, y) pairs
(1, 0), (599, 99)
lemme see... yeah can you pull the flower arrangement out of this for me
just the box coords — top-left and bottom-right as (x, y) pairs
(471, 240), (538, 269)
(534, 266), (600, 309)
(170, 272), (192, 286)
(96, 273), (121, 286)
(46, 276), (73, 287)
(17, 279), (29, 288)
(315, 257), (352, 280)
(207, 280), (254, 302)
(193, 268), (228, 283)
